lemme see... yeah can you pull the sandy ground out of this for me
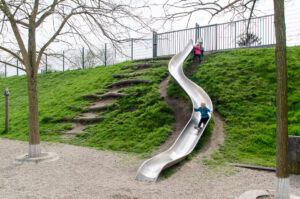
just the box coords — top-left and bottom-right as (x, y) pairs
(1, 114), (299, 199)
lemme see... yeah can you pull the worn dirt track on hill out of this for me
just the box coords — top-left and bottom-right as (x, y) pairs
(154, 75), (192, 156)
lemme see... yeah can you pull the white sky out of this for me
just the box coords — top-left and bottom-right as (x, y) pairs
(1, 0), (300, 76)
(165, 0), (300, 46)
(156, 0), (300, 30)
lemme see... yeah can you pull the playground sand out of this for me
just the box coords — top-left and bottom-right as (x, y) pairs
(0, 138), (299, 199)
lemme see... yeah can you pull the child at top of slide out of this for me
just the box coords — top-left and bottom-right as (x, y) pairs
(193, 38), (204, 63)
(193, 42), (201, 62)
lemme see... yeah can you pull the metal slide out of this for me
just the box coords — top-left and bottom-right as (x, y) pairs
(135, 40), (213, 182)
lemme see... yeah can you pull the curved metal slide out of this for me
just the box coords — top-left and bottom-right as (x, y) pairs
(135, 40), (213, 182)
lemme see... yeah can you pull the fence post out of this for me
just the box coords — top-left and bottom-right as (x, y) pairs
(62, 51), (65, 71)
(195, 23), (200, 42)
(16, 59), (19, 76)
(104, 43), (107, 66)
(5, 63), (7, 77)
(235, 21), (237, 48)
(131, 39), (134, 61)
(4, 88), (9, 132)
(215, 24), (218, 51)
(82, 47), (85, 69)
(45, 54), (48, 73)
(153, 31), (158, 58)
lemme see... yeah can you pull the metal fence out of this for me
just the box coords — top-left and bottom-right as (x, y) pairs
(156, 14), (275, 56)
(1, 14), (276, 77)
(0, 39), (153, 77)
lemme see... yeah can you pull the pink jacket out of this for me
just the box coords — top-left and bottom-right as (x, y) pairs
(193, 46), (201, 55)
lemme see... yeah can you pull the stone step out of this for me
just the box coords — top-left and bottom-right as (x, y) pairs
(85, 104), (112, 112)
(108, 79), (152, 88)
(122, 63), (165, 70)
(62, 116), (106, 124)
(82, 92), (125, 99)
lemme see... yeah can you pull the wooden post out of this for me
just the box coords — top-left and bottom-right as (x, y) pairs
(4, 88), (9, 132)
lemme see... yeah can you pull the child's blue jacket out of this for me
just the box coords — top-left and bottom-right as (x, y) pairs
(194, 107), (212, 118)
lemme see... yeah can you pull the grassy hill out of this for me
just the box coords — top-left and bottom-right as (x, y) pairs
(1, 46), (299, 167)
(189, 46), (300, 167)
(0, 60), (173, 156)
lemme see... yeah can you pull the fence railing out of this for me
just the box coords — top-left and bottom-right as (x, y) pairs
(155, 14), (275, 57)
(1, 14), (276, 78)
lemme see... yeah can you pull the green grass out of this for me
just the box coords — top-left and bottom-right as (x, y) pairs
(0, 60), (173, 157)
(162, 117), (214, 178)
(191, 46), (300, 167)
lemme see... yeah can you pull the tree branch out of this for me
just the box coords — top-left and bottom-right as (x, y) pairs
(36, 10), (86, 73)
(0, 60), (26, 71)
(0, 0), (29, 68)
(246, 0), (257, 36)
(32, 0), (40, 20)
(0, 46), (24, 64)
(35, 0), (59, 27)
(163, 0), (255, 24)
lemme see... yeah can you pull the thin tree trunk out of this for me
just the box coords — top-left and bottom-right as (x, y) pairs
(26, 15), (41, 158)
(273, 0), (289, 198)
(27, 74), (41, 157)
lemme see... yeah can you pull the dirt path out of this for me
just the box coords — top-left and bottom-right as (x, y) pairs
(199, 112), (224, 157)
(154, 76), (192, 155)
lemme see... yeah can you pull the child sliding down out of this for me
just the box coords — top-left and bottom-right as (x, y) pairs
(194, 102), (212, 130)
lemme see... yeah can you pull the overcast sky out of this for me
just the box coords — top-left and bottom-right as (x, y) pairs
(165, 0), (300, 46)
(157, 0), (299, 30)
(1, 0), (299, 76)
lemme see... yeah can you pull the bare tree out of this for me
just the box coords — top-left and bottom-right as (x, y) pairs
(161, 0), (290, 197)
(0, 0), (151, 158)
(161, 0), (259, 25)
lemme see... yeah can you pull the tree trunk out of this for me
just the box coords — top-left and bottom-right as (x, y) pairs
(27, 74), (41, 157)
(273, 0), (289, 198)
(26, 15), (41, 158)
